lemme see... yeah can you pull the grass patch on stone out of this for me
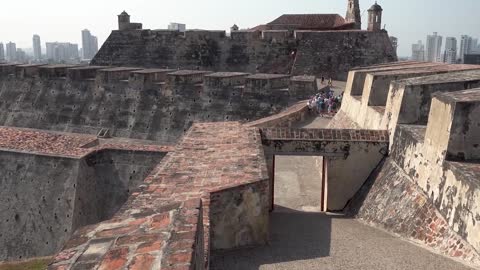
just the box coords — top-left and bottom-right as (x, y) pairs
(0, 257), (51, 270)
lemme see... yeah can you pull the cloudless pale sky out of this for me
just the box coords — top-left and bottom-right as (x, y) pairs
(0, 0), (479, 57)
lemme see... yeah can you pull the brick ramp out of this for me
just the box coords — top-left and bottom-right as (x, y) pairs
(49, 122), (269, 270)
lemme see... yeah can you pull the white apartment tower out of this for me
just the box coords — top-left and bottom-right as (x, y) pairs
(411, 40), (425, 61)
(443, 37), (457, 64)
(33, 34), (42, 60)
(426, 32), (443, 62)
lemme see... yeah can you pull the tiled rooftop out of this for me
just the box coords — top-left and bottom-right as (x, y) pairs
(168, 70), (212, 76)
(0, 127), (173, 158)
(246, 73), (290, 80)
(99, 67), (144, 72)
(15, 64), (47, 68)
(39, 64), (79, 69)
(268, 14), (351, 30)
(395, 70), (480, 86)
(291, 75), (316, 82)
(371, 64), (480, 76)
(205, 72), (250, 78)
(131, 68), (176, 74)
(67, 66), (108, 70)
(434, 88), (480, 103)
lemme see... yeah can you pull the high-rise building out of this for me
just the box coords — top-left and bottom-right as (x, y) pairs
(389, 36), (398, 55)
(459, 35), (474, 63)
(81, 29), (99, 60)
(91, 36), (98, 56)
(168, 23), (186, 32)
(33, 34), (42, 60)
(0, 43), (4, 61)
(411, 40), (425, 61)
(46, 42), (79, 62)
(6, 42), (17, 62)
(464, 54), (480, 65)
(16, 49), (27, 63)
(426, 32), (443, 62)
(443, 37), (457, 64)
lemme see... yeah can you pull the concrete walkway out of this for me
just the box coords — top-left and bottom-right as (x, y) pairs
(210, 210), (476, 270)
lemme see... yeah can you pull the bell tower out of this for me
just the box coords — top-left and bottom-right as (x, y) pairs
(345, 0), (361, 30)
(368, 2), (383, 32)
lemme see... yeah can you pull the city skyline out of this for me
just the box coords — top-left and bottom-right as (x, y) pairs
(0, 0), (479, 57)
(411, 32), (480, 63)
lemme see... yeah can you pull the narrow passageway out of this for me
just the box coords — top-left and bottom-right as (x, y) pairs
(274, 156), (324, 212)
(210, 147), (476, 270)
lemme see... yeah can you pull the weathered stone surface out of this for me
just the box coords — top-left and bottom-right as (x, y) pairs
(347, 158), (480, 265)
(260, 127), (388, 211)
(0, 127), (170, 261)
(92, 29), (396, 80)
(49, 122), (269, 269)
(0, 66), (320, 144)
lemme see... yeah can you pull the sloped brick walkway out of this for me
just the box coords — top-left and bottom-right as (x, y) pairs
(48, 122), (268, 270)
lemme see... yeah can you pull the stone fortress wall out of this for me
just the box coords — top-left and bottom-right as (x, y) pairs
(0, 63), (321, 264)
(2, 61), (480, 269)
(0, 63), (320, 144)
(91, 27), (396, 81)
(0, 127), (171, 261)
(330, 61), (480, 264)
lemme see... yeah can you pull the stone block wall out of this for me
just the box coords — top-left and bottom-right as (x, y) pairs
(333, 62), (480, 131)
(259, 128), (388, 211)
(91, 29), (397, 80)
(0, 146), (165, 260)
(347, 158), (480, 265)
(0, 66), (320, 144)
(0, 153), (80, 261)
(209, 180), (269, 250)
(342, 75), (480, 265)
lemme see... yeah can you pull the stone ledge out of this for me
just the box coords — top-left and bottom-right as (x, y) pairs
(260, 127), (389, 142)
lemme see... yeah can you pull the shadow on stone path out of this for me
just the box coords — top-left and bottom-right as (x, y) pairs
(210, 206), (476, 270)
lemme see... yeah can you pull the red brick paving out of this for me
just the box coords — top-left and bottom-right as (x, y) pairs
(0, 126), (173, 158)
(48, 122), (268, 269)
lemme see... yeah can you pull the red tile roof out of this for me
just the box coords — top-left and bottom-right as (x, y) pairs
(267, 14), (353, 30)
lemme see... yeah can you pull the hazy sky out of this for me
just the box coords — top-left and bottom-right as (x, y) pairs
(0, 0), (479, 56)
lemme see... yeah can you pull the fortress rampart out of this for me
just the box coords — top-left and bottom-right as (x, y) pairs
(0, 63), (319, 144)
(2, 61), (480, 269)
(333, 61), (480, 265)
(91, 28), (396, 80)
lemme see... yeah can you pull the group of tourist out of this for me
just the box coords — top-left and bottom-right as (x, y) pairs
(307, 90), (343, 115)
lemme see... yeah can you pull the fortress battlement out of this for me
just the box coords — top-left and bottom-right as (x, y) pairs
(0, 64), (318, 96)
(92, 15), (397, 80)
